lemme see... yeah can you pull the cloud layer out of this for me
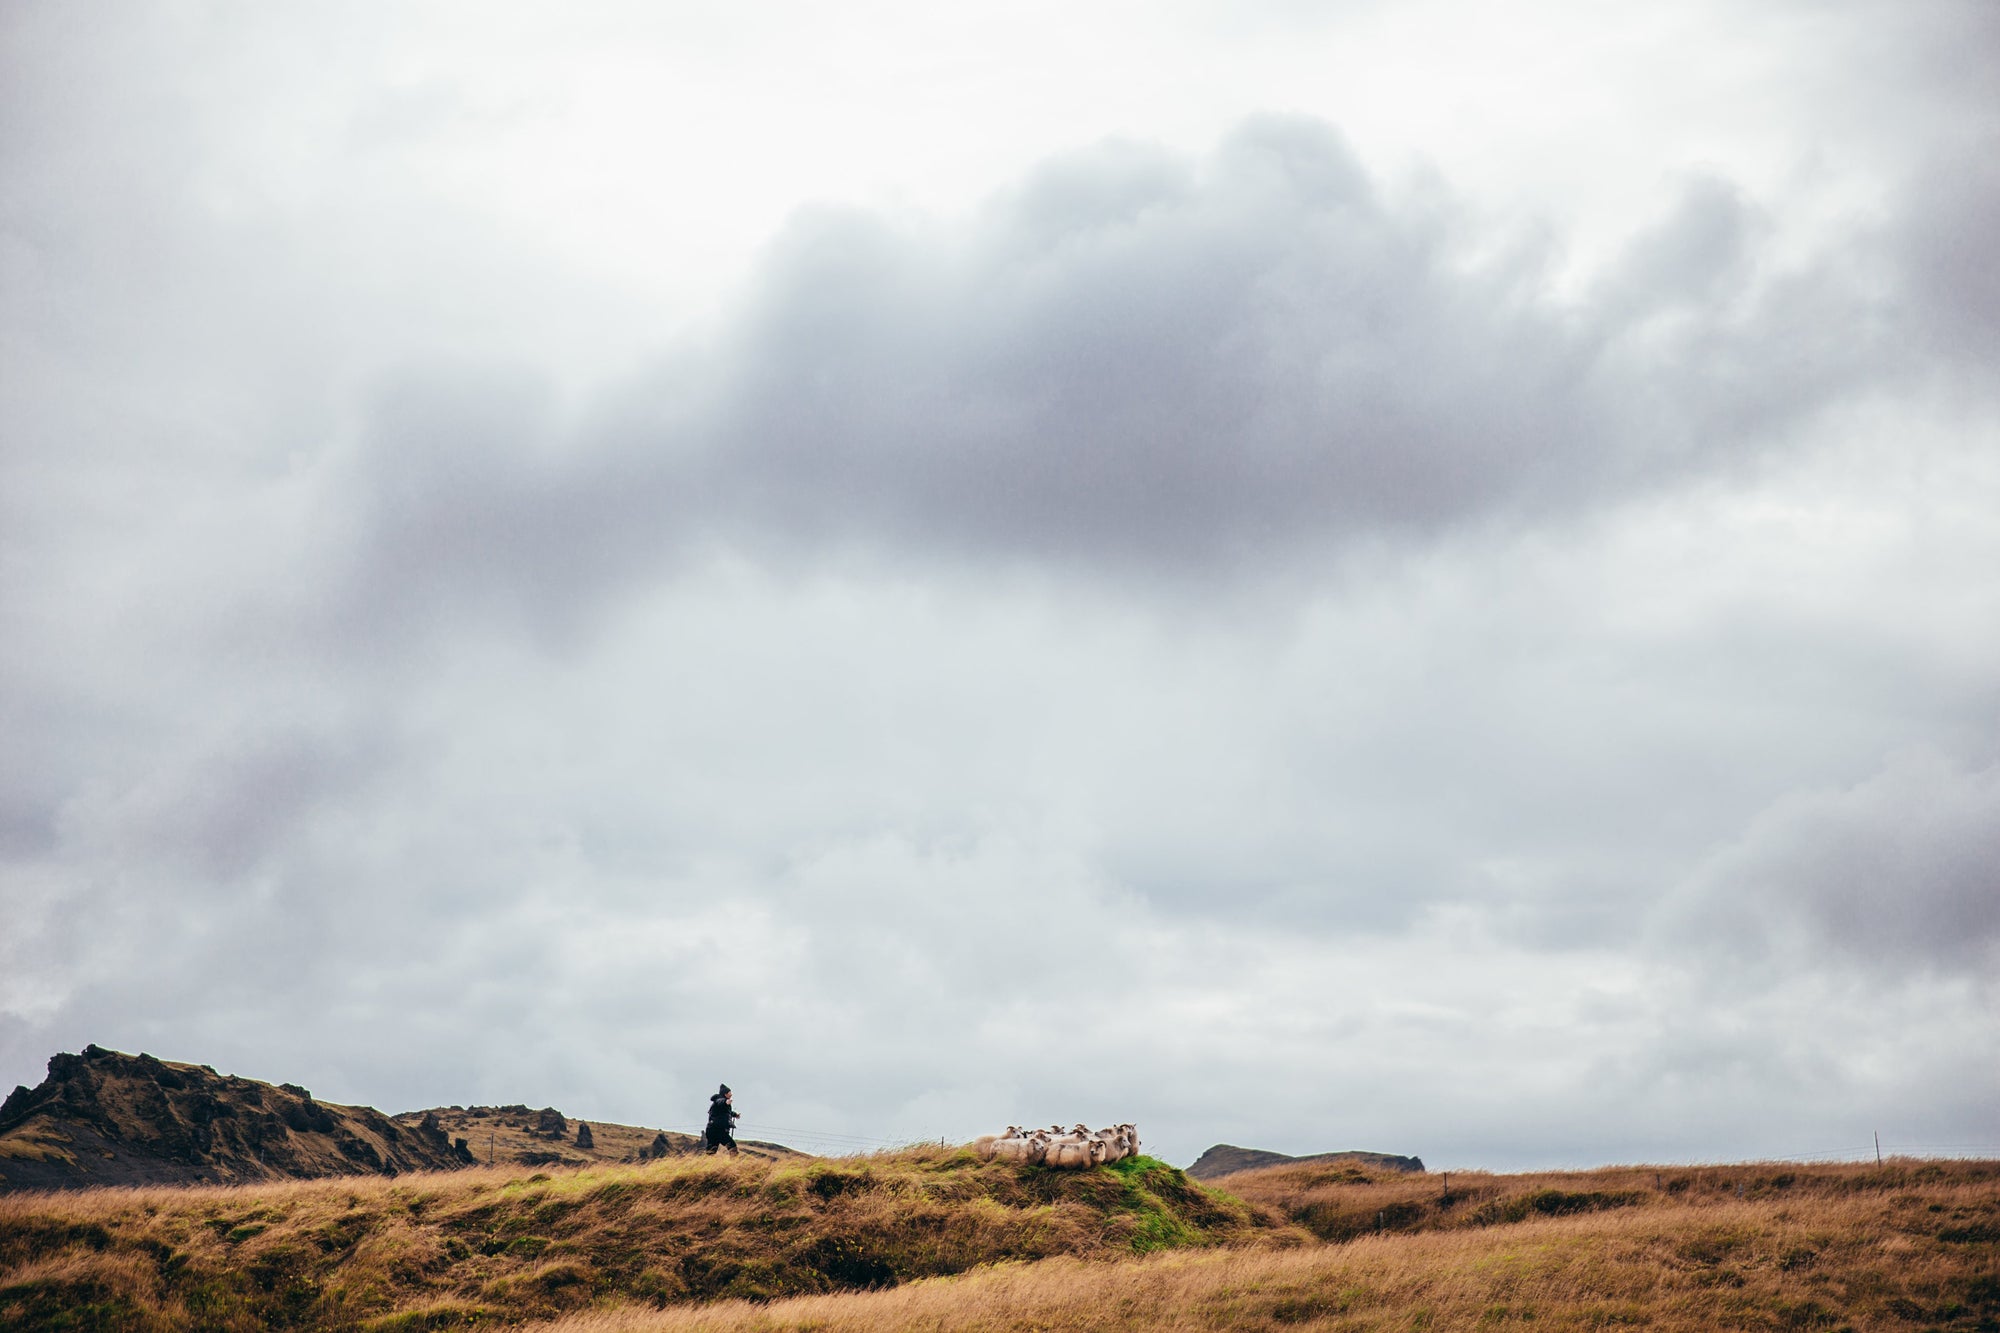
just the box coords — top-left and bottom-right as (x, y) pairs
(321, 116), (1955, 645)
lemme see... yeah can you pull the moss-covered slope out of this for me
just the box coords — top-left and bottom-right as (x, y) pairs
(0, 1146), (1289, 1329)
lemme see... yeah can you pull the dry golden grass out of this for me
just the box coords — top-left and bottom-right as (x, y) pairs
(3, 1153), (1993, 1331)
(1214, 1159), (1993, 1245)
(525, 1159), (2000, 1333)
(0, 1147), (1274, 1330)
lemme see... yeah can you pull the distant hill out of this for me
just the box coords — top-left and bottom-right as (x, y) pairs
(1185, 1144), (1425, 1180)
(0, 1045), (473, 1191)
(0, 1046), (802, 1192)
(404, 1103), (802, 1169)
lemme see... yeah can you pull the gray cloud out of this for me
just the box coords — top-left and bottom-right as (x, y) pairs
(313, 116), (1935, 649)
(1659, 748), (2000, 974)
(1896, 143), (2000, 372)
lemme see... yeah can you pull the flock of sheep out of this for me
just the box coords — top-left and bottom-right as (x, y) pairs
(971, 1123), (1140, 1169)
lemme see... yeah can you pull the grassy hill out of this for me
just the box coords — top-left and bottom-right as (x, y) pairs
(2, 1150), (1993, 1331)
(521, 1157), (1997, 1332)
(0, 1146), (1278, 1330)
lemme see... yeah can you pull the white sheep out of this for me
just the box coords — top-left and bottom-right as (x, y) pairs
(972, 1126), (1026, 1161)
(1115, 1123), (1140, 1159)
(1043, 1131), (1109, 1170)
(993, 1129), (1052, 1165)
(976, 1121), (1137, 1170)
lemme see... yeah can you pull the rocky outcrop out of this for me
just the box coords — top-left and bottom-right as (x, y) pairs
(575, 1121), (594, 1150)
(536, 1107), (567, 1139)
(0, 1046), (475, 1192)
(1184, 1144), (1426, 1181)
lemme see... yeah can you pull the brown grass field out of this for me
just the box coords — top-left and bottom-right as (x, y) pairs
(1, 1150), (1993, 1331)
(0, 1146), (1274, 1330)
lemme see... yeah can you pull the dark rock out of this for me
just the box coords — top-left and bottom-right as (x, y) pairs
(281, 1100), (337, 1134)
(3, 1046), (775, 1192)
(0, 1084), (41, 1131)
(134, 1053), (187, 1090)
(335, 1134), (382, 1170)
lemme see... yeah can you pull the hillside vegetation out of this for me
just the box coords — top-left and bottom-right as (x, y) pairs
(522, 1157), (2000, 1332)
(3, 1152), (1993, 1331)
(0, 1146), (1276, 1330)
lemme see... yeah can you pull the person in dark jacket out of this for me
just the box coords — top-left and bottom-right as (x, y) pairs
(704, 1084), (740, 1155)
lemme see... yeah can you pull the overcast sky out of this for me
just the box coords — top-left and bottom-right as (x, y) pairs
(3, 1), (1997, 1171)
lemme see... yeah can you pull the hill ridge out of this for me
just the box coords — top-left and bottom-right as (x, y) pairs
(1185, 1143), (1425, 1179)
(0, 1045), (476, 1191)
(0, 1046), (803, 1193)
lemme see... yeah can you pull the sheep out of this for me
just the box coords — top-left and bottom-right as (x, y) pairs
(1112, 1123), (1139, 1160)
(975, 1122), (1136, 1170)
(972, 1126), (1025, 1161)
(1043, 1131), (1109, 1170)
(991, 1128), (1052, 1165)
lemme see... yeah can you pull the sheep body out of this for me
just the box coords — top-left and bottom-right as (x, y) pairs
(973, 1126), (1027, 1162)
(991, 1130), (1051, 1165)
(969, 1122), (1137, 1170)
(1043, 1134), (1109, 1169)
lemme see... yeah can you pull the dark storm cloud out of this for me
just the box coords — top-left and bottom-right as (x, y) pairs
(1659, 749), (2000, 974)
(1896, 142), (2000, 371)
(317, 114), (1950, 645)
(710, 119), (1597, 562)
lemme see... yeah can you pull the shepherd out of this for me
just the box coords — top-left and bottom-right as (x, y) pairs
(704, 1083), (740, 1155)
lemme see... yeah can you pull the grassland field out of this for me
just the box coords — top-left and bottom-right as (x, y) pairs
(1, 1148), (1993, 1331)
